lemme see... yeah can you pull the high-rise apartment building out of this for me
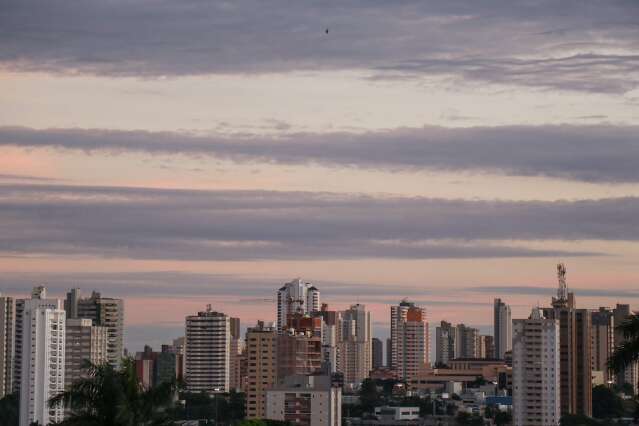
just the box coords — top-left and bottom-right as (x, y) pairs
(479, 335), (494, 359)
(277, 279), (320, 333)
(0, 294), (14, 398)
(72, 290), (124, 368)
(245, 321), (277, 419)
(339, 304), (372, 386)
(455, 324), (480, 359)
(19, 296), (66, 426)
(277, 313), (323, 380)
(386, 338), (391, 368)
(229, 317), (242, 391)
(591, 307), (614, 384)
(184, 308), (230, 393)
(13, 286), (60, 394)
(541, 263), (592, 417)
(372, 338), (383, 369)
(390, 300), (429, 380)
(318, 305), (341, 373)
(513, 308), (560, 426)
(435, 321), (457, 366)
(65, 318), (108, 388)
(613, 304), (639, 394)
(494, 298), (512, 359)
(266, 375), (341, 426)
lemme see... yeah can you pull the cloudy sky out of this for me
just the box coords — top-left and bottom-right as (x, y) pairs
(1, 0), (639, 351)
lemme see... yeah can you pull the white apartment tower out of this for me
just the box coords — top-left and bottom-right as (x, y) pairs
(277, 279), (320, 332)
(513, 308), (560, 426)
(339, 304), (372, 386)
(19, 293), (66, 426)
(494, 298), (512, 359)
(390, 300), (429, 380)
(0, 294), (14, 398)
(184, 307), (230, 392)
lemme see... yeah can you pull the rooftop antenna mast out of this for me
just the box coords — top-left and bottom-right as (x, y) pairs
(557, 263), (567, 301)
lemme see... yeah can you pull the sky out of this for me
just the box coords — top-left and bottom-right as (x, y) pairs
(1, 0), (639, 352)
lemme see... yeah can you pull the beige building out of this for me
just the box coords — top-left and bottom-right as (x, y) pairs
(266, 375), (341, 426)
(245, 321), (277, 419)
(390, 300), (429, 380)
(339, 304), (371, 386)
(65, 318), (108, 388)
(0, 294), (14, 398)
(513, 308), (560, 426)
(591, 307), (614, 383)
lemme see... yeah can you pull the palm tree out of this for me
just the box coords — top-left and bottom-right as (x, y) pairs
(608, 313), (639, 376)
(50, 358), (178, 426)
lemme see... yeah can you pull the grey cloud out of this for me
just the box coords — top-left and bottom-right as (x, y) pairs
(0, 182), (634, 261)
(1, 0), (638, 93)
(1, 125), (638, 183)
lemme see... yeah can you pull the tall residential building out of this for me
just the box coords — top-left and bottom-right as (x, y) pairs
(0, 294), (14, 397)
(13, 286), (60, 394)
(512, 308), (560, 426)
(372, 338), (383, 369)
(494, 298), (512, 359)
(245, 321), (277, 419)
(277, 313), (323, 380)
(229, 317), (242, 391)
(386, 338), (391, 368)
(64, 288), (81, 319)
(613, 304), (639, 394)
(435, 321), (457, 366)
(318, 305), (341, 373)
(184, 308), (230, 392)
(455, 323), (480, 359)
(74, 291), (124, 368)
(65, 318), (108, 388)
(339, 304), (372, 386)
(591, 307), (615, 384)
(277, 279), (320, 333)
(390, 300), (429, 380)
(266, 375), (341, 426)
(541, 263), (592, 417)
(19, 297), (66, 426)
(479, 335), (494, 359)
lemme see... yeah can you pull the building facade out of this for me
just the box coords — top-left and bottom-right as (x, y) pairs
(435, 321), (457, 366)
(184, 308), (230, 393)
(512, 308), (560, 426)
(277, 279), (320, 333)
(245, 321), (277, 419)
(0, 294), (14, 398)
(19, 302), (66, 426)
(613, 304), (639, 394)
(65, 318), (108, 388)
(73, 291), (124, 369)
(339, 304), (372, 386)
(493, 298), (512, 359)
(591, 307), (614, 383)
(390, 300), (429, 380)
(266, 375), (341, 426)
(372, 338), (383, 369)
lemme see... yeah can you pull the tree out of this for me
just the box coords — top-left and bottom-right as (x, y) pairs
(592, 385), (624, 419)
(608, 314), (639, 376)
(0, 393), (19, 426)
(50, 358), (178, 425)
(494, 411), (512, 426)
(455, 412), (484, 425)
(560, 414), (601, 426)
(359, 378), (380, 413)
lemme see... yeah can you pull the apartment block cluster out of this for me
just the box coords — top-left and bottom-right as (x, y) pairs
(0, 287), (124, 426)
(0, 267), (637, 426)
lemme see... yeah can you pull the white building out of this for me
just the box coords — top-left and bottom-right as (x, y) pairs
(512, 308), (560, 426)
(19, 295), (66, 426)
(0, 294), (14, 398)
(277, 279), (320, 332)
(266, 375), (341, 426)
(374, 406), (420, 421)
(339, 304), (372, 386)
(494, 298), (512, 359)
(184, 307), (230, 393)
(390, 300), (429, 380)
(435, 321), (457, 366)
